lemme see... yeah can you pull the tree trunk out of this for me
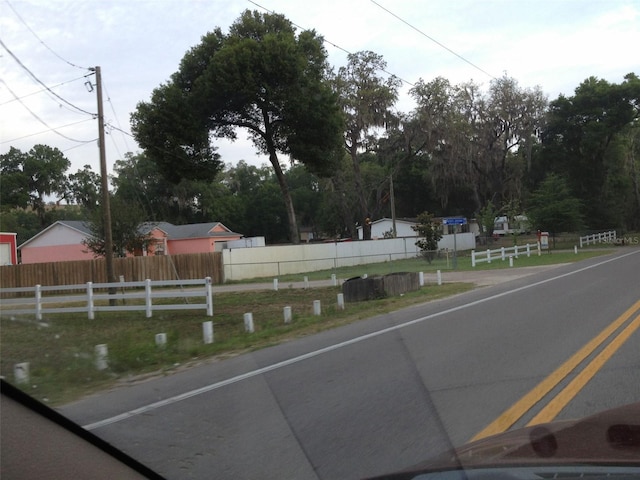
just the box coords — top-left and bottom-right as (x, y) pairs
(268, 149), (300, 244)
(349, 144), (371, 240)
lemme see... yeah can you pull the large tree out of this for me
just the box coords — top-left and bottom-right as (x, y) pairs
(537, 73), (640, 229)
(409, 76), (547, 214)
(334, 51), (401, 240)
(0, 145), (70, 226)
(131, 10), (344, 244)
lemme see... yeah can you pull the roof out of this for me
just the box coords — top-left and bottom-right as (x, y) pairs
(19, 220), (242, 249)
(18, 220), (92, 249)
(356, 218), (418, 230)
(140, 222), (241, 240)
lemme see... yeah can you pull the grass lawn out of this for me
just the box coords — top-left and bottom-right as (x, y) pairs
(257, 248), (617, 283)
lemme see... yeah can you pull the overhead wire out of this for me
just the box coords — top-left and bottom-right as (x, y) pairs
(2, 118), (95, 144)
(247, 0), (414, 87)
(0, 74), (92, 106)
(4, 0), (91, 71)
(369, 0), (496, 80)
(1, 79), (96, 144)
(0, 38), (97, 116)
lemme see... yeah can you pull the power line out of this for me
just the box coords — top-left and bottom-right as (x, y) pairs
(4, 0), (91, 71)
(369, 0), (496, 80)
(2, 118), (95, 143)
(247, 0), (414, 87)
(0, 74), (92, 106)
(1, 79), (96, 144)
(0, 38), (97, 116)
(103, 81), (133, 153)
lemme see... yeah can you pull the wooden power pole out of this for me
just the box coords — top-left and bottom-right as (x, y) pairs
(93, 66), (116, 286)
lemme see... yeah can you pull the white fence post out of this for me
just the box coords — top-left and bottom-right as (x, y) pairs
(337, 293), (345, 310)
(514, 245), (519, 258)
(487, 249), (492, 264)
(35, 284), (42, 321)
(14, 362), (29, 384)
(145, 279), (152, 318)
(436, 270), (442, 286)
(205, 277), (213, 316)
(202, 321), (214, 344)
(313, 300), (321, 316)
(244, 313), (254, 333)
(95, 344), (108, 371)
(471, 250), (476, 267)
(87, 281), (95, 320)
(331, 274), (337, 287)
(501, 247), (506, 261)
(304, 276), (309, 289)
(273, 278), (278, 291)
(526, 244), (531, 257)
(155, 333), (167, 347)
(283, 306), (292, 323)
(418, 271), (424, 286)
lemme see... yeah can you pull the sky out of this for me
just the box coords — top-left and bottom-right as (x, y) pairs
(1, 0), (639, 180)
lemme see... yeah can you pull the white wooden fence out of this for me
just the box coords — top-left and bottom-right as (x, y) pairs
(471, 243), (539, 267)
(579, 230), (616, 247)
(0, 278), (213, 320)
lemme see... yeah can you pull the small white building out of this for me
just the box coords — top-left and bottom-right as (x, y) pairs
(357, 218), (418, 240)
(357, 217), (476, 251)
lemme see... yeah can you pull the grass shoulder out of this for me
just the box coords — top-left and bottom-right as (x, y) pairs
(1, 282), (472, 405)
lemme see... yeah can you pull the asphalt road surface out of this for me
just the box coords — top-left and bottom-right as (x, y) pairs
(60, 248), (640, 479)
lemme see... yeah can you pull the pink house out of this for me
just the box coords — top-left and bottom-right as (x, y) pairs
(18, 220), (243, 264)
(140, 222), (243, 256)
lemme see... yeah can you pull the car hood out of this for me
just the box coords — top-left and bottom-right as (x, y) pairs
(368, 402), (640, 479)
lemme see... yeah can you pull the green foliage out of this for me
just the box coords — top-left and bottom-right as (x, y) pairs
(526, 173), (584, 234)
(0, 145), (70, 226)
(67, 165), (100, 212)
(335, 51), (402, 240)
(478, 201), (498, 239)
(132, 9), (344, 244)
(83, 195), (153, 257)
(412, 211), (443, 263)
(538, 73), (640, 229)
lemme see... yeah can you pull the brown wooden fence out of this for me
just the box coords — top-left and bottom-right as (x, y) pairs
(0, 252), (223, 289)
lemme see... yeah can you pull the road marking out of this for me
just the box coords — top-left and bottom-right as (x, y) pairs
(527, 312), (640, 426)
(470, 298), (640, 441)
(83, 250), (640, 431)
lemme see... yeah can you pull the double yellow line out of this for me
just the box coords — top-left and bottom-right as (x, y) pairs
(471, 299), (640, 442)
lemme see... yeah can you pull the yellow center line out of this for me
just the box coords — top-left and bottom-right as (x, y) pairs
(527, 312), (640, 426)
(470, 299), (640, 442)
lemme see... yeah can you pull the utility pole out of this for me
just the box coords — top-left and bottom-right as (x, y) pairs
(390, 174), (397, 238)
(93, 66), (116, 287)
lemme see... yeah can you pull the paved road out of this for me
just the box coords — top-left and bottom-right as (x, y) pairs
(60, 248), (640, 479)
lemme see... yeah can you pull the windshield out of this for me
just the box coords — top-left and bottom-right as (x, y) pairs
(1, 1), (639, 479)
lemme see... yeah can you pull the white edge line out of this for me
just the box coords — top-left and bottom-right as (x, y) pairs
(84, 250), (639, 430)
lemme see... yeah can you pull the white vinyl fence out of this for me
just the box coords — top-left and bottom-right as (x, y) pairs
(579, 230), (616, 247)
(0, 278), (213, 320)
(471, 243), (539, 267)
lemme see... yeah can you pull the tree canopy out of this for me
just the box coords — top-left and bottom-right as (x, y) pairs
(131, 9), (344, 244)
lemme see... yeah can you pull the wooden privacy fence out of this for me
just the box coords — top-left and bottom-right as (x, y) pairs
(0, 252), (223, 290)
